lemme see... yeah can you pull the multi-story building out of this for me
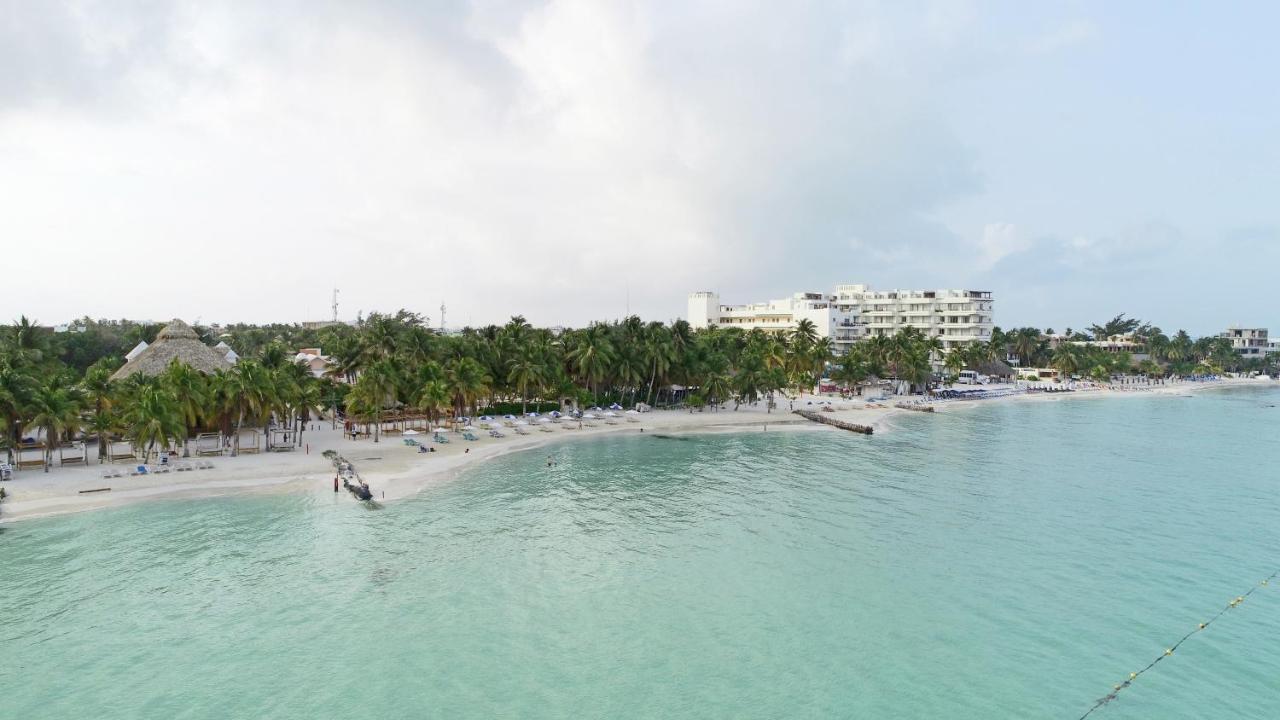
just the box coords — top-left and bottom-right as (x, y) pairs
(1220, 327), (1272, 358)
(687, 285), (994, 355)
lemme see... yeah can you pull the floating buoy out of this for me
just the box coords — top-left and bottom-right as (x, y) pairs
(1164, 648), (1173, 656)
(1129, 672), (1137, 680)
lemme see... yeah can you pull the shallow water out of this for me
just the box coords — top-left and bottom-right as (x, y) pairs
(4, 387), (1280, 719)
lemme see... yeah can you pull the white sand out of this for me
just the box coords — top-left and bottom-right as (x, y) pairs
(1, 377), (1268, 523)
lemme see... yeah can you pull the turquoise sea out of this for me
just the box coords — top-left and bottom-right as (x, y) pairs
(4, 387), (1280, 719)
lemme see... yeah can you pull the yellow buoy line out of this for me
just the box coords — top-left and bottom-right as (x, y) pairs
(1076, 569), (1278, 719)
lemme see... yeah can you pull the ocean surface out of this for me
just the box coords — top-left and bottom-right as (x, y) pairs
(4, 386), (1280, 719)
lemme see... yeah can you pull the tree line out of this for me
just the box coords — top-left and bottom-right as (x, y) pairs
(0, 311), (1267, 465)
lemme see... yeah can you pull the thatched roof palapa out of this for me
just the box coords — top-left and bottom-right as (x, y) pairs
(974, 359), (1015, 379)
(110, 319), (235, 380)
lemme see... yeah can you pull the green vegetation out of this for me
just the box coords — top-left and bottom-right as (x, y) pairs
(0, 311), (1271, 466)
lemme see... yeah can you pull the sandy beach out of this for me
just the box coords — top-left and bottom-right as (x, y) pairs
(0, 376), (1268, 524)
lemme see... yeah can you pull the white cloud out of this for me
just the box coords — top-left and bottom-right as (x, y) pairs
(977, 222), (1028, 266)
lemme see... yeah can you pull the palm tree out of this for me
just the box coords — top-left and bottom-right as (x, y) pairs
(28, 385), (82, 471)
(0, 359), (37, 463)
(81, 361), (116, 463)
(161, 360), (206, 457)
(791, 318), (819, 347)
(507, 347), (546, 415)
(641, 323), (674, 406)
(445, 356), (491, 419)
(565, 325), (614, 401)
(123, 386), (184, 463)
(1051, 344), (1080, 381)
(227, 361), (273, 455)
(415, 379), (451, 425)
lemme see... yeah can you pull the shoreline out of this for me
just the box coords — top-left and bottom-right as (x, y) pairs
(1, 377), (1271, 524)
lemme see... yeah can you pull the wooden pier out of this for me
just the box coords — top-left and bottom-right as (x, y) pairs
(793, 410), (874, 435)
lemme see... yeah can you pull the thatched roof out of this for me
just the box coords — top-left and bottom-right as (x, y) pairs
(975, 359), (1015, 378)
(111, 319), (234, 380)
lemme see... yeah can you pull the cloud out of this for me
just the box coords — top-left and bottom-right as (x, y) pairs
(0, 0), (993, 326)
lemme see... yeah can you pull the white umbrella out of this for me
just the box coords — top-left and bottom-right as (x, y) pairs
(403, 429), (420, 436)
(503, 414), (517, 420)
(538, 417), (553, 424)
(582, 413), (597, 419)
(462, 425), (477, 431)
(479, 415), (495, 421)
(605, 411), (618, 417)
(526, 411), (540, 417)
(514, 420), (529, 426)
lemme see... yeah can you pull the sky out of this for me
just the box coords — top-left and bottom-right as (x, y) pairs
(2, 1), (1277, 335)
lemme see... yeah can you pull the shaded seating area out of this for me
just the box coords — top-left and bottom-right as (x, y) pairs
(58, 442), (87, 466)
(16, 443), (45, 471)
(195, 432), (224, 456)
(234, 429), (261, 454)
(107, 439), (136, 463)
(268, 428), (296, 452)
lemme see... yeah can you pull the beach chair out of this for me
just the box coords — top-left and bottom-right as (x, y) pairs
(130, 465), (148, 476)
(488, 429), (506, 438)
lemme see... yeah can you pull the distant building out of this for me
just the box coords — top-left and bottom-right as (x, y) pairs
(1221, 327), (1272, 358)
(213, 341), (239, 364)
(125, 341), (149, 362)
(688, 284), (995, 355)
(294, 347), (331, 378)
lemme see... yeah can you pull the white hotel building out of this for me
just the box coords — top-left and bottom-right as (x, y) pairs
(1220, 327), (1273, 359)
(687, 284), (994, 355)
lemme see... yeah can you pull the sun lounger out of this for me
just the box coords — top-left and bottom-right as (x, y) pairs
(462, 431), (479, 441)
(433, 434), (450, 444)
(488, 429), (506, 438)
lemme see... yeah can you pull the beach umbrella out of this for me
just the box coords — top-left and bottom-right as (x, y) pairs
(526, 411), (540, 417)
(609, 403), (623, 410)
(605, 411), (618, 416)
(502, 414), (517, 420)
(538, 417), (553, 424)
(479, 415), (494, 422)
(403, 429), (420, 436)
(549, 411), (562, 417)
(462, 425), (476, 431)
(514, 420), (529, 426)
(582, 413), (597, 419)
